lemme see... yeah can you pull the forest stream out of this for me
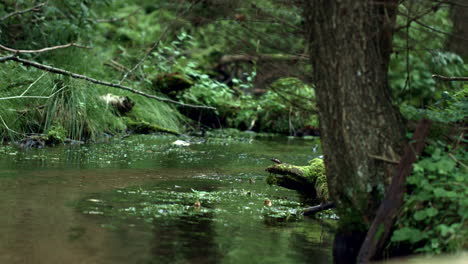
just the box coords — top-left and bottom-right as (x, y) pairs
(0, 134), (333, 264)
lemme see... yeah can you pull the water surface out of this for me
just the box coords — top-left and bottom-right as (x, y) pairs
(0, 134), (333, 264)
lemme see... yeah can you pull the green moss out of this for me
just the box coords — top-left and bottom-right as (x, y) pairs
(123, 117), (180, 135)
(266, 158), (329, 201)
(46, 125), (67, 145)
(308, 159), (329, 201)
(152, 73), (194, 95)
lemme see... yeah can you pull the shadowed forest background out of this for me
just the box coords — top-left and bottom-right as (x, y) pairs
(0, 0), (466, 263)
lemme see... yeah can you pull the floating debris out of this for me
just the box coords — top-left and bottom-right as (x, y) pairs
(172, 140), (190, 146)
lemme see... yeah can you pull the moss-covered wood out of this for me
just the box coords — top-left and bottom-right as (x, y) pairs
(152, 73), (193, 98)
(266, 158), (329, 202)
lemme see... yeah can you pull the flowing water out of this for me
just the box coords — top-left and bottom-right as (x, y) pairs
(0, 134), (333, 264)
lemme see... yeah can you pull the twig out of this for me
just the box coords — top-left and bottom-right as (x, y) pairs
(0, 2), (46, 21)
(271, 158), (283, 164)
(448, 153), (468, 170)
(20, 72), (46, 96)
(0, 87), (66, 100)
(111, 60), (130, 71)
(432, 74), (468, 81)
(0, 55), (215, 110)
(303, 202), (335, 216)
(0, 43), (91, 54)
(104, 60), (143, 81)
(395, 3), (443, 32)
(368, 154), (400, 164)
(414, 20), (468, 41)
(0, 73), (66, 101)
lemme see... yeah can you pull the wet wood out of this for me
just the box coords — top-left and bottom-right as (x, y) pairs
(303, 202), (335, 216)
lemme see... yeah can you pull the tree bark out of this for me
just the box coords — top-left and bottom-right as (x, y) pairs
(357, 118), (431, 263)
(447, 0), (468, 59)
(304, 1), (405, 259)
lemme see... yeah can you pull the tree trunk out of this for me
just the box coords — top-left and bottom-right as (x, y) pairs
(447, 0), (468, 59)
(304, 1), (405, 260)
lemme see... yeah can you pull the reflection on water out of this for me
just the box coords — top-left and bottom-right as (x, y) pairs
(0, 134), (332, 264)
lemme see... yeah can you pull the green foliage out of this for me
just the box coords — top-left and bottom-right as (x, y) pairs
(46, 125), (67, 145)
(392, 81), (467, 254)
(392, 85), (468, 253)
(389, 3), (467, 107)
(0, 1), (187, 142)
(391, 139), (467, 253)
(400, 87), (467, 124)
(0, 0), (110, 48)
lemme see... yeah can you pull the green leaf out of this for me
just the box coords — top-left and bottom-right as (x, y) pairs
(392, 227), (426, 243)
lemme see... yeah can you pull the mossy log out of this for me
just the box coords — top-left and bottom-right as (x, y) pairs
(266, 158), (329, 202)
(152, 73), (193, 98)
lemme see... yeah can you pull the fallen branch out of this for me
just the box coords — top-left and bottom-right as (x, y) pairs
(266, 158), (328, 201)
(432, 74), (468, 82)
(0, 2), (46, 21)
(0, 43), (91, 54)
(0, 55), (215, 110)
(303, 202), (335, 216)
(357, 118), (432, 263)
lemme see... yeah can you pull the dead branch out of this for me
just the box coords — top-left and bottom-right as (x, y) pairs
(0, 43), (91, 54)
(0, 55), (215, 110)
(303, 202), (335, 216)
(0, 2), (46, 21)
(219, 54), (308, 65)
(432, 74), (468, 81)
(0, 54), (15, 63)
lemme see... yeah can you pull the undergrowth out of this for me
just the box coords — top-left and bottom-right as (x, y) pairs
(391, 87), (467, 254)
